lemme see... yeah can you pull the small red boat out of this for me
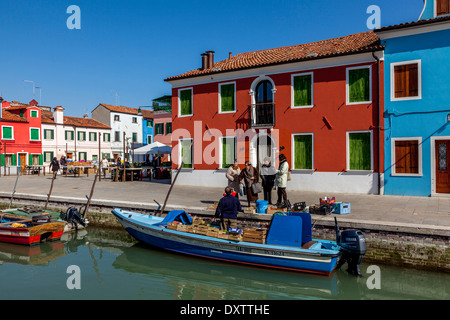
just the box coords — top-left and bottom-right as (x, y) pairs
(0, 213), (66, 246)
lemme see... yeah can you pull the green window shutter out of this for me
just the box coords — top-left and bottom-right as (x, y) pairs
(65, 131), (68, 140)
(349, 132), (371, 170)
(2, 127), (13, 139)
(39, 154), (43, 165)
(30, 128), (39, 140)
(180, 140), (193, 168)
(29, 154), (33, 165)
(294, 135), (313, 169)
(222, 137), (236, 168)
(31, 110), (38, 117)
(0, 154), (4, 166)
(180, 89), (192, 116)
(220, 83), (235, 112)
(293, 74), (312, 107)
(12, 154), (17, 166)
(348, 68), (370, 103)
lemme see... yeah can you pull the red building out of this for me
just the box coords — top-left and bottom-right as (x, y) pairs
(1, 98), (43, 173)
(165, 31), (385, 194)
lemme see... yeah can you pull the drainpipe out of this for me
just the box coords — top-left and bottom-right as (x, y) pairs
(372, 50), (382, 195)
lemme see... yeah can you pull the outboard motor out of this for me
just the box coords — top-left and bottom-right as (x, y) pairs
(60, 207), (87, 229)
(335, 217), (366, 276)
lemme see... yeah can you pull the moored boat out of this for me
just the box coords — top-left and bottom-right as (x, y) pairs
(112, 209), (366, 276)
(0, 213), (66, 246)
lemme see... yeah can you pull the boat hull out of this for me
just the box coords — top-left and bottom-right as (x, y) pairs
(112, 209), (339, 276)
(0, 222), (66, 246)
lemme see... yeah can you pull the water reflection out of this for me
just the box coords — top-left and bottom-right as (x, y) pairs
(0, 227), (448, 300)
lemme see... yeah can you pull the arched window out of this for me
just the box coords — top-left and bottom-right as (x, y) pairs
(255, 80), (273, 104)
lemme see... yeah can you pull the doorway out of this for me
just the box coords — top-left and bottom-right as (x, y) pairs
(18, 153), (27, 173)
(435, 140), (450, 193)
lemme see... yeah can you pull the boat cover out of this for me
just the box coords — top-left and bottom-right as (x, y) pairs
(159, 210), (192, 226)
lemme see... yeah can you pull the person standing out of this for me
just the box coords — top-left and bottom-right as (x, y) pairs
(49, 157), (60, 179)
(214, 187), (244, 231)
(226, 159), (241, 198)
(101, 157), (109, 178)
(275, 154), (289, 207)
(261, 157), (276, 205)
(239, 161), (259, 207)
(60, 156), (67, 175)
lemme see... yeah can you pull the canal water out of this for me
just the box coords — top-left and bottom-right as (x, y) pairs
(0, 227), (448, 300)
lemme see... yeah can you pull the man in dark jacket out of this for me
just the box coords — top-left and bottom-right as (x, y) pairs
(215, 187), (243, 230)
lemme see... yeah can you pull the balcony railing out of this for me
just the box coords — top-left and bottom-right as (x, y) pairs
(250, 103), (275, 128)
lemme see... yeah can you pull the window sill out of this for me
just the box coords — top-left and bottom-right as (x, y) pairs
(346, 101), (372, 106)
(291, 169), (315, 173)
(344, 170), (374, 174)
(291, 105), (314, 109)
(391, 173), (423, 177)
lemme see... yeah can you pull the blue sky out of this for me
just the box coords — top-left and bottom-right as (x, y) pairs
(0, 0), (424, 117)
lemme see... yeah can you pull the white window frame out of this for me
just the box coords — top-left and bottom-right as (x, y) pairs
(178, 87), (194, 117)
(218, 81), (237, 114)
(219, 136), (237, 169)
(30, 110), (39, 118)
(178, 138), (194, 169)
(66, 130), (74, 141)
(29, 127), (41, 141)
(346, 65), (372, 105)
(291, 72), (314, 109)
(1, 126), (14, 140)
(390, 59), (422, 101)
(391, 137), (423, 177)
(346, 130), (374, 172)
(291, 133), (314, 171)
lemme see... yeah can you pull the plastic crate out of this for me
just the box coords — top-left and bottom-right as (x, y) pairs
(332, 202), (351, 214)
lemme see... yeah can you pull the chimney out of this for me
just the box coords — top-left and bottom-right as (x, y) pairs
(229, 52), (232, 59)
(83, 114), (88, 118)
(201, 53), (208, 70)
(206, 50), (215, 69)
(53, 106), (64, 124)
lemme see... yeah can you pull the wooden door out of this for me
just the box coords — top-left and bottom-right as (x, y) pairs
(19, 153), (27, 173)
(436, 140), (450, 193)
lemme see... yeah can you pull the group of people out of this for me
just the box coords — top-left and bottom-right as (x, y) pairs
(215, 154), (290, 230)
(225, 154), (289, 207)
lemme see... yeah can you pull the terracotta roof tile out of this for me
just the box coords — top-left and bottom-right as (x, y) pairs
(98, 103), (141, 115)
(165, 31), (382, 81)
(141, 109), (154, 119)
(0, 110), (28, 123)
(41, 111), (110, 129)
(376, 15), (450, 32)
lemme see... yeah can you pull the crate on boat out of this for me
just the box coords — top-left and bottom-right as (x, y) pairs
(227, 233), (242, 241)
(206, 228), (219, 237)
(218, 230), (229, 239)
(167, 222), (178, 230)
(243, 228), (267, 244)
(176, 224), (188, 232)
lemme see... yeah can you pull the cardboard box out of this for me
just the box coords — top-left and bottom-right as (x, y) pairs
(332, 202), (351, 214)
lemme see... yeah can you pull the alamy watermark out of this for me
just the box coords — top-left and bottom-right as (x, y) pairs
(366, 5), (381, 30)
(67, 5), (81, 30)
(66, 265), (81, 289)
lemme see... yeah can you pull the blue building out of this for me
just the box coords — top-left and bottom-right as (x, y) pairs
(141, 110), (154, 146)
(376, 1), (450, 196)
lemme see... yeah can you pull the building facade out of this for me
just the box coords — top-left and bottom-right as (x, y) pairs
(165, 31), (385, 193)
(91, 103), (143, 161)
(153, 110), (172, 146)
(376, 1), (450, 196)
(0, 99), (43, 173)
(41, 107), (112, 164)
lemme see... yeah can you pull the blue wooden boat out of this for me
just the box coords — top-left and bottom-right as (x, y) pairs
(112, 209), (366, 277)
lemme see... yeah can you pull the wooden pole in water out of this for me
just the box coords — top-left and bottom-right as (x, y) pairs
(45, 171), (57, 209)
(159, 140), (193, 216)
(84, 169), (99, 218)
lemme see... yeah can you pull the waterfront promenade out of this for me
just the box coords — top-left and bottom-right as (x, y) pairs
(0, 174), (449, 236)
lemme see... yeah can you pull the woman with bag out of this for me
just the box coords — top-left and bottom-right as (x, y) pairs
(261, 157), (276, 204)
(275, 154), (289, 208)
(239, 161), (259, 207)
(226, 159), (241, 198)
